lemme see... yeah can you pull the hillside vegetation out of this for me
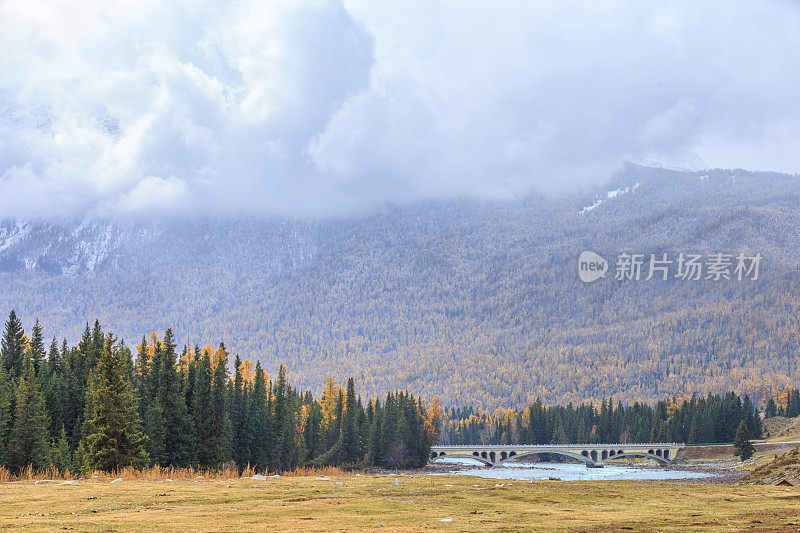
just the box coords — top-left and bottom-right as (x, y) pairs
(3, 165), (800, 408)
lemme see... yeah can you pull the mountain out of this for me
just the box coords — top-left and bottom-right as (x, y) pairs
(3, 164), (800, 408)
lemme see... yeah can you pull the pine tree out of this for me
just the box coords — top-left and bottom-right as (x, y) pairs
(367, 399), (383, 466)
(193, 353), (215, 467)
(211, 343), (232, 466)
(733, 420), (754, 461)
(550, 414), (567, 444)
(51, 426), (72, 474)
(27, 318), (45, 374)
(337, 378), (359, 465)
(159, 329), (193, 467)
(1, 310), (26, 380)
(88, 320), (104, 371)
(247, 362), (269, 471)
(135, 335), (149, 422)
(9, 363), (51, 472)
(765, 397), (778, 419)
(270, 365), (289, 472)
(232, 355), (248, 469)
(688, 410), (702, 444)
(48, 337), (63, 375)
(742, 395), (760, 439)
(143, 338), (165, 465)
(379, 393), (398, 467)
(143, 402), (166, 466)
(65, 325), (92, 445)
(0, 365), (15, 467)
(85, 334), (147, 472)
(304, 398), (323, 461)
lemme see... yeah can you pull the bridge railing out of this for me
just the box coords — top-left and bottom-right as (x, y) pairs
(431, 443), (685, 449)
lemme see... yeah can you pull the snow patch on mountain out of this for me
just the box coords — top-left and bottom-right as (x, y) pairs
(0, 217), (319, 280)
(580, 182), (640, 214)
(0, 222), (31, 253)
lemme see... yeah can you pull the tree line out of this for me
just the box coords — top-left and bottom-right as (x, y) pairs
(443, 392), (763, 446)
(0, 311), (437, 474)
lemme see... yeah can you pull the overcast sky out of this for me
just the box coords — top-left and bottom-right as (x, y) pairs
(1, 0), (799, 219)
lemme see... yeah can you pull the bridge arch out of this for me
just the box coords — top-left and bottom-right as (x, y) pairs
(606, 451), (669, 466)
(498, 450), (596, 466)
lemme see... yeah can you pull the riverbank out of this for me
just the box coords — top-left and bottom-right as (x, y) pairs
(2, 475), (800, 532)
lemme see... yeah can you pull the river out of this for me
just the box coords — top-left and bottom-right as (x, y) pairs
(430, 458), (718, 481)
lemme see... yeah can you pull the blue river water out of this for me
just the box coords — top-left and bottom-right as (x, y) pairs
(431, 458), (717, 481)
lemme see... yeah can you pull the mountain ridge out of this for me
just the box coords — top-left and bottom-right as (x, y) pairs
(3, 164), (800, 408)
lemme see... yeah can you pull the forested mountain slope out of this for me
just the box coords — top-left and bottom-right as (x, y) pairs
(3, 165), (800, 408)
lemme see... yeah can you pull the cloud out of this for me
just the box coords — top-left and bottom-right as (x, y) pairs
(1, 0), (799, 219)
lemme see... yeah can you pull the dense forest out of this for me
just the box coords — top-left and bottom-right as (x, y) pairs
(3, 166), (800, 409)
(2, 312), (787, 474)
(0, 311), (437, 474)
(442, 392), (764, 446)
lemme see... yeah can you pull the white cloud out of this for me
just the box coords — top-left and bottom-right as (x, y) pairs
(1, 0), (799, 219)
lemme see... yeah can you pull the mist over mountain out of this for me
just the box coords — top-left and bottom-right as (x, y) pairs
(3, 1), (800, 220)
(2, 164), (800, 408)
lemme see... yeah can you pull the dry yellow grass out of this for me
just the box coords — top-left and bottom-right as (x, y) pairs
(2, 475), (800, 532)
(0, 464), (348, 483)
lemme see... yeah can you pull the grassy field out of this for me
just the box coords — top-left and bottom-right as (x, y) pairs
(2, 475), (800, 532)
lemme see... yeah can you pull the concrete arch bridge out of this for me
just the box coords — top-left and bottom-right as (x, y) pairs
(429, 443), (685, 468)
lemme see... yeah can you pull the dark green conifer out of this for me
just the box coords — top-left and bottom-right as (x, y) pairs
(159, 329), (193, 467)
(9, 363), (51, 472)
(247, 362), (269, 470)
(85, 334), (147, 472)
(1, 310), (26, 380)
(337, 378), (359, 465)
(211, 343), (232, 466)
(733, 420), (755, 461)
(765, 397), (777, 419)
(27, 318), (45, 373)
(193, 353), (215, 467)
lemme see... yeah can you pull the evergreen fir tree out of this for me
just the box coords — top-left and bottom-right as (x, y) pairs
(367, 399), (383, 466)
(1, 310), (26, 380)
(48, 337), (63, 375)
(270, 365), (289, 472)
(65, 325), (92, 445)
(143, 402), (166, 465)
(733, 420), (755, 461)
(336, 378), (359, 465)
(379, 393), (398, 467)
(9, 363), (51, 472)
(85, 334), (148, 472)
(0, 365), (15, 467)
(135, 335), (149, 421)
(193, 353), (215, 467)
(88, 320), (104, 371)
(27, 318), (45, 374)
(765, 397), (777, 419)
(159, 329), (193, 467)
(232, 355), (248, 469)
(51, 426), (72, 474)
(247, 362), (269, 471)
(211, 343), (232, 466)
